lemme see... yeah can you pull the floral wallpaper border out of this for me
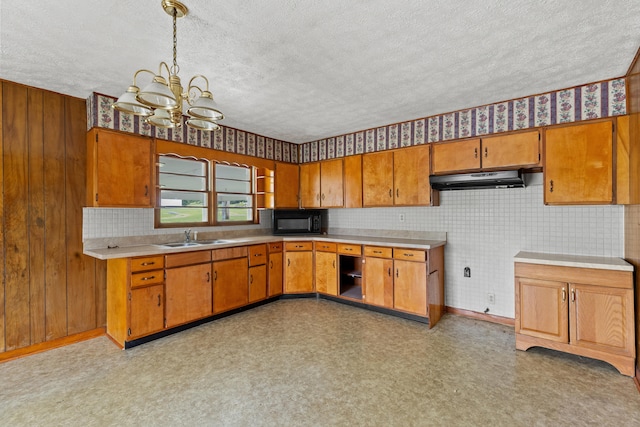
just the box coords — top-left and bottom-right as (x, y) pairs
(299, 78), (627, 163)
(86, 93), (299, 164)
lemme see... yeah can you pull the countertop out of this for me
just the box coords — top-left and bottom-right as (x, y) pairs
(514, 251), (633, 272)
(84, 234), (447, 260)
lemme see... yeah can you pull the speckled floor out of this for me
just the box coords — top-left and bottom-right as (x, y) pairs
(1, 299), (639, 426)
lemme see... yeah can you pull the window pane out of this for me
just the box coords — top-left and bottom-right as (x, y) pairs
(160, 207), (208, 223)
(216, 164), (250, 180)
(160, 156), (206, 176)
(215, 178), (251, 193)
(160, 174), (207, 191)
(217, 194), (252, 207)
(160, 190), (208, 207)
(217, 208), (253, 222)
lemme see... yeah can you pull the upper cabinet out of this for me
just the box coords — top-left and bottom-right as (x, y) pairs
(343, 155), (363, 208)
(544, 120), (613, 205)
(363, 145), (434, 207)
(86, 128), (153, 207)
(274, 162), (300, 208)
(432, 130), (540, 174)
(300, 159), (345, 208)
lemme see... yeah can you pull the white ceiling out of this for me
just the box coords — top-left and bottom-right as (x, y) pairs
(1, 1), (640, 143)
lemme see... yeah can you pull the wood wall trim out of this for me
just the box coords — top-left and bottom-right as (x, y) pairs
(445, 306), (515, 327)
(626, 46), (640, 77)
(0, 328), (105, 364)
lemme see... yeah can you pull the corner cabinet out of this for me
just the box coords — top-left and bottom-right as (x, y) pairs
(300, 159), (345, 208)
(86, 128), (153, 207)
(514, 253), (635, 376)
(284, 242), (314, 293)
(544, 120), (613, 205)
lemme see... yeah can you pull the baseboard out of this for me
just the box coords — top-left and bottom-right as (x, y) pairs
(446, 306), (515, 327)
(0, 328), (106, 363)
(635, 366), (640, 393)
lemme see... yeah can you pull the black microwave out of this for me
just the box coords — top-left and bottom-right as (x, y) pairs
(272, 209), (326, 235)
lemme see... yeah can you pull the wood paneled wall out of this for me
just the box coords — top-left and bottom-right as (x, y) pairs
(0, 80), (106, 354)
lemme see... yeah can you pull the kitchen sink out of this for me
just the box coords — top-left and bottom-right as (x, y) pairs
(195, 239), (232, 245)
(160, 242), (202, 248)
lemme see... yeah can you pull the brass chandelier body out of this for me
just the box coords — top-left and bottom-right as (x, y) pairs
(113, 0), (223, 131)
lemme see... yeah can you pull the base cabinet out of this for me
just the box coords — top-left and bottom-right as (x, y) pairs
(165, 252), (213, 328)
(213, 251), (249, 313)
(315, 242), (338, 296)
(284, 242), (314, 293)
(515, 261), (635, 376)
(268, 243), (283, 297)
(129, 285), (165, 339)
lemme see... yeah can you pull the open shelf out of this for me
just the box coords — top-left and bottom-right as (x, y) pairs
(339, 254), (363, 300)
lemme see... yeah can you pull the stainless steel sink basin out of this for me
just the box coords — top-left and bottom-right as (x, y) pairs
(195, 239), (231, 245)
(161, 242), (202, 248)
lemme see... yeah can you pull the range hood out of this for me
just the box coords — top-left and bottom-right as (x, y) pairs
(429, 170), (525, 191)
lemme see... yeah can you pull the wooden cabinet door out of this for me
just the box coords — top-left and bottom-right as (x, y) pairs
(129, 285), (164, 339)
(274, 162), (299, 208)
(363, 257), (393, 308)
(284, 251), (314, 293)
(165, 263), (212, 327)
(363, 151), (394, 206)
(393, 260), (427, 316)
(516, 278), (568, 343)
(570, 283), (634, 356)
(249, 265), (267, 303)
(432, 139), (481, 174)
(315, 251), (337, 295)
(481, 131), (540, 169)
(89, 129), (152, 207)
(299, 162), (320, 208)
(394, 145), (431, 206)
(344, 155), (362, 208)
(268, 252), (283, 297)
(213, 258), (249, 313)
(320, 159), (344, 207)
(544, 120), (613, 204)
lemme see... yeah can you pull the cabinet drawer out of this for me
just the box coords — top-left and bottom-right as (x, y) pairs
(165, 251), (212, 268)
(268, 242), (283, 253)
(393, 248), (426, 262)
(212, 246), (248, 261)
(338, 243), (362, 256)
(131, 256), (164, 272)
(315, 242), (337, 252)
(249, 244), (268, 266)
(364, 246), (392, 258)
(285, 242), (313, 251)
(131, 270), (164, 288)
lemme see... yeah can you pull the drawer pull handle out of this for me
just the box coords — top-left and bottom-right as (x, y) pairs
(254, 253), (262, 257)
(403, 253), (414, 257)
(141, 262), (155, 266)
(141, 276), (155, 281)
(345, 247), (352, 251)
(373, 250), (382, 254)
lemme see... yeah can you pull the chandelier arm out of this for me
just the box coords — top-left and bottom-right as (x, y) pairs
(132, 69), (158, 86)
(157, 62), (172, 79)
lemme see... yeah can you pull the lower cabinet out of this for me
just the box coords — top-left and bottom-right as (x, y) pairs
(268, 243), (283, 297)
(106, 255), (165, 347)
(515, 260), (635, 376)
(213, 247), (249, 313)
(249, 244), (268, 303)
(363, 247), (393, 308)
(393, 258), (428, 317)
(315, 242), (338, 296)
(284, 242), (314, 293)
(165, 251), (213, 328)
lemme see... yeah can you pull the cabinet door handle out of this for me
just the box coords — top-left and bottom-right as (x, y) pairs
(157, 295), (161, 307)
(322, 193), (325, 200)
(474, 147), (478, 158)
(270, 260), (273, 269)
(214, 271), (217, 281)
(206, 272), (210, 283)
(316, 193), (320, 201)
(388, 267), (391, 276)
(484, 147), (488, 158)
(144, 185), (149, 196)
(250, 274), (253, 284)
(141, 275), (155, 281)
(571, 289), (575, 302)
(288, 258), (291, 267)
(141, 261), (155, 266)
(562, 288), (567, 302)
(332, 260), (335, 268)
(396, 188), (399, 198)
(389, 189), (392, 198)
(396, 269), (399, 278)
(549, 180), (554, 193)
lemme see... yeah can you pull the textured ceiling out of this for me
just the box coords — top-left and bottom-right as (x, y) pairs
(1, 1), (640, 143)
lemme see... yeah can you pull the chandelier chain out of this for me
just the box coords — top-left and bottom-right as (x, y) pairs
(172, 7), (179, 75)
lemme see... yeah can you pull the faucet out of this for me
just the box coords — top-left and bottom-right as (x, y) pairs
(184, 229), (191, 243)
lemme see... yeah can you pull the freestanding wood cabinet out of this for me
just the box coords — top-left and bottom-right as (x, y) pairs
(544, 120), (613, 204)
(514, 252), (635, 376)
(86, 128), (153, 207)
(284, 242), (314, 293)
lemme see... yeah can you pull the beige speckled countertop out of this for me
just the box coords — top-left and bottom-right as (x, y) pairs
(84, 234), (447, 260)
(514, 251), (633, 272)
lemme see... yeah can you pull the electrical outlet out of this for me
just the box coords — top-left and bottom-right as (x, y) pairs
(488, 293), (495, 304)
(399, 213), (406, 223)
(463, 267), (471, 277)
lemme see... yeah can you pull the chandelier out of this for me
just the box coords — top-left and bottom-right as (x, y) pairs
(112, 0), (223, 131)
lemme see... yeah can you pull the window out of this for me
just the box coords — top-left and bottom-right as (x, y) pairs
(215, 163), (253, 223)
(157, 155), (210, 226)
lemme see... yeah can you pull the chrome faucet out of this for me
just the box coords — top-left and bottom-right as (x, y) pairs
(184, 229), (191, 243)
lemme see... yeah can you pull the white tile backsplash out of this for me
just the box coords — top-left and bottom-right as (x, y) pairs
(328, 174), (624, 318)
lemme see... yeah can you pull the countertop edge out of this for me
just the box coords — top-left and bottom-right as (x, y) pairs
(85, 235), (447, 260)
(514, 251), (633, 272)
